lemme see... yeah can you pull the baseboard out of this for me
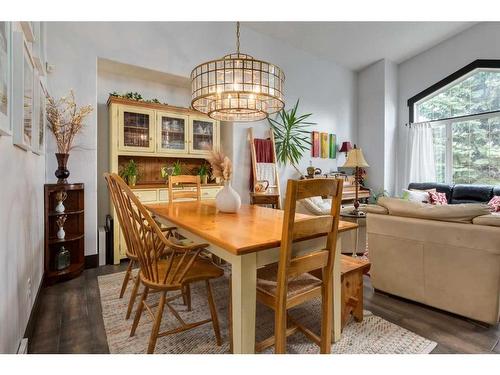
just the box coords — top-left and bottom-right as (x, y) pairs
(23, 272), (44, 353)
(85, 254), (99, 269)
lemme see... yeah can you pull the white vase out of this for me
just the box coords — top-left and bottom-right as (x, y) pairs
(55, 201), (65, 213)
(57, 227), (65, 240)
(215, 180), (241, 213)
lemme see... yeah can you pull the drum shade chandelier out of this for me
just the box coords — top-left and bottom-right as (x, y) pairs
(191, 22), (285, 122)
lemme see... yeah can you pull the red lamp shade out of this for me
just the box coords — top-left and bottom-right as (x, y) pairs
(339, 141), (352, 155)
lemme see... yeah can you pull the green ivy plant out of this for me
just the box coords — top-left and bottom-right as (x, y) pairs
(268, 99), (315, 177)
(110, 91), (164, 105)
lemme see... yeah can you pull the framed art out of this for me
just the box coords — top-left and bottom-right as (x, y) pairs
(329, 133), (336, 159)
(320, 132), (328, 158)
(0, 21), (11, 136)
(12, 31), (34, 150)
(33, 77), (46, 155)
(311, 131), (320, 157)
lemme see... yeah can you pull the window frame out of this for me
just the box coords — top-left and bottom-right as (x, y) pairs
(429, 111), (499, 184)
(407, 59), (500, 123)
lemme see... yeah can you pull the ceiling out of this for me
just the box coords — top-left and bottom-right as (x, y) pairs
(245, 22), (475, 71)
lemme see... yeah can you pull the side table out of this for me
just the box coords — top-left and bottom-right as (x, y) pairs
(340, 210), (366, 257)
(249, 192), (280, 209)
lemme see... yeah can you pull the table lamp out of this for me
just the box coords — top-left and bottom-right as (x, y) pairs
(339, 141), (352, 157)
(342, 144), (369, 214)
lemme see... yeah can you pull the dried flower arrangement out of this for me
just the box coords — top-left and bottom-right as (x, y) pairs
(46, 90), (93, 154)
(208, 150), (232, 182)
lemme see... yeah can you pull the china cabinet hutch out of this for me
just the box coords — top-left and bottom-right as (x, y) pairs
(108, 96), (223, 263)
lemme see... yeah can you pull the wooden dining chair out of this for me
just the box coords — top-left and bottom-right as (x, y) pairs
(254, 178), (343, 354)
(110, 173), (224, 353)
(105, 173), (180, 319)
(168, 175), (201, 203)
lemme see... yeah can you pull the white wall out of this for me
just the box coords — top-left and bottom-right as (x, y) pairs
(0, 22), (45, 353)
(357, 60), (385, 193)
(395, 22), (500, 192)
(357, 59), (398, 196)
(46, 22), (357, 255)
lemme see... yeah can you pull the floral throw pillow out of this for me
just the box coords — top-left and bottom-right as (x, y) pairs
(428, 191), (448, 205)
(488, 196), (500, 212)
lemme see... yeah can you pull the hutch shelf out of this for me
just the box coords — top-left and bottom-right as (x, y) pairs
(44, 183), (85, 285)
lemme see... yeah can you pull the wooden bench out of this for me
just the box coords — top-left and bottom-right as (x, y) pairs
(341, 255), (371, 330)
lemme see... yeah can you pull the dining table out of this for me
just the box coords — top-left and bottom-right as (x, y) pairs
(145, 200), (358, 354)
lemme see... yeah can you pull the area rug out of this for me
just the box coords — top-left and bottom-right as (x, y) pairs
(98, 270), (437, 354)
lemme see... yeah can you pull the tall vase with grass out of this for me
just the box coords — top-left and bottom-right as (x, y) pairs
(268, 99), (315, 179)
(46, 90), (93, 184)
(208, 151), (240, 213)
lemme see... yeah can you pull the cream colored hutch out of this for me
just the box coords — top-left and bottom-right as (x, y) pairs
(108, 96), (223, 263)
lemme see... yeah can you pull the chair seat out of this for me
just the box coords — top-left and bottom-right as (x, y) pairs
(141, 256), (224, 289)
(256, 262), (322, 299)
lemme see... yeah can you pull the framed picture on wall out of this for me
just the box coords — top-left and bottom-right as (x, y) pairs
(320, 132), (328, 158)
(311, 131), (320, 157)
(0, 22), (11, 136)
(329, 134), (336, 159)
(31, 71), (41, 155)
(33, 77), (46, 155)
(12, 31), (34, 150)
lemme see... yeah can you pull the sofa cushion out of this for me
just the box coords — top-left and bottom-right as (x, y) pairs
(402, 189), (432, 203)
(377, 197), (491, 223)
(299, 196), (332, 215)
(488, 196), (500, 212)
(361, 204), (389, 215)
(408, 182), (453, 202)
(493, 186), (500, 197)
(472, 213), (500, 227)
(428, 191), (448, 205)
(451, 184), (493, 204)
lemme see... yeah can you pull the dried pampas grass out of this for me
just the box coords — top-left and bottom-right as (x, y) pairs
(208, 150), (232, 181)
(46, 90), (93, 154)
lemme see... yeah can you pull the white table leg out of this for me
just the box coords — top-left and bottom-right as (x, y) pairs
(332, 236), (342, 342)
(231, 252), (257, 354)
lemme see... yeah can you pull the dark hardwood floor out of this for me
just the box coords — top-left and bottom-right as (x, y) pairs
(29, 262), (500, 354)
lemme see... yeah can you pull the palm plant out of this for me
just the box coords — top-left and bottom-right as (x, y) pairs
(268, 99), (315, 177)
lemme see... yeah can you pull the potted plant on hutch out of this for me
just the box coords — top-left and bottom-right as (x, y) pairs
(120, 159), (139, 187)
(46, 90), (93, 184)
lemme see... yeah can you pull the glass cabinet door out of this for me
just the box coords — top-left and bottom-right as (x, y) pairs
(157, 112), (188, 154)
(118, 106), (155, 153)
(189, 117), (218, 154)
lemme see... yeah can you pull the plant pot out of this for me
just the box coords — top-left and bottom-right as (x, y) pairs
(215, 180), (241, 213)
(201, 175), (208, 185)
(128, 175), (137, 187)
(55, 153), (70, 184)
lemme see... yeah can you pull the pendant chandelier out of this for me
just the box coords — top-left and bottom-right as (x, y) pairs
(191, 22), (285, 122)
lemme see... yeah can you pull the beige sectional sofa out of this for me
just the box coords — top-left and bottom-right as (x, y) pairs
(366, 197), (500, 324)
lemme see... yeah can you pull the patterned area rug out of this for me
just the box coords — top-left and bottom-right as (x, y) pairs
(98, 270), (437, 354)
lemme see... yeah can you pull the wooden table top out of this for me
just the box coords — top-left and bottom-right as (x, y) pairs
(146, 201), (358, 256)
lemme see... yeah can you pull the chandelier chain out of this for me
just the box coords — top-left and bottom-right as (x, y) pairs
(236, 21), (240, 55)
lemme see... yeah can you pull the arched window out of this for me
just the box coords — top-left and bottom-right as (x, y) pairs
(408, 60), (500, 185)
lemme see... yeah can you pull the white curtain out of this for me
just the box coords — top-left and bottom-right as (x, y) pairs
(408, 122), (436, 183)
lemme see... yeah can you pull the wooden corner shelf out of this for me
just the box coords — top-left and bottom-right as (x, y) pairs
(44, 183), (85, 286)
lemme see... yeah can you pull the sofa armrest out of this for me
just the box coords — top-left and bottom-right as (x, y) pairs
(472, 213), (500, 227)
(361, 204), (388, 215)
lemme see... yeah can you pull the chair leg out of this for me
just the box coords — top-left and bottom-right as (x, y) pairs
(147, 291), (167, 354)
(228, 275), (233, 353)
(185, 284), (192, 311)
(274, 299), (287, 354)
(130, 285), (149, 337)
(320, 277), (333, 354)
(205, 280), (222, 346)
(126, 270), (141, 319)
(119, 260), (133, 298)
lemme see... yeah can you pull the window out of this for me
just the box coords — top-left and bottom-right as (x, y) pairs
(411, 63), (500, 185)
